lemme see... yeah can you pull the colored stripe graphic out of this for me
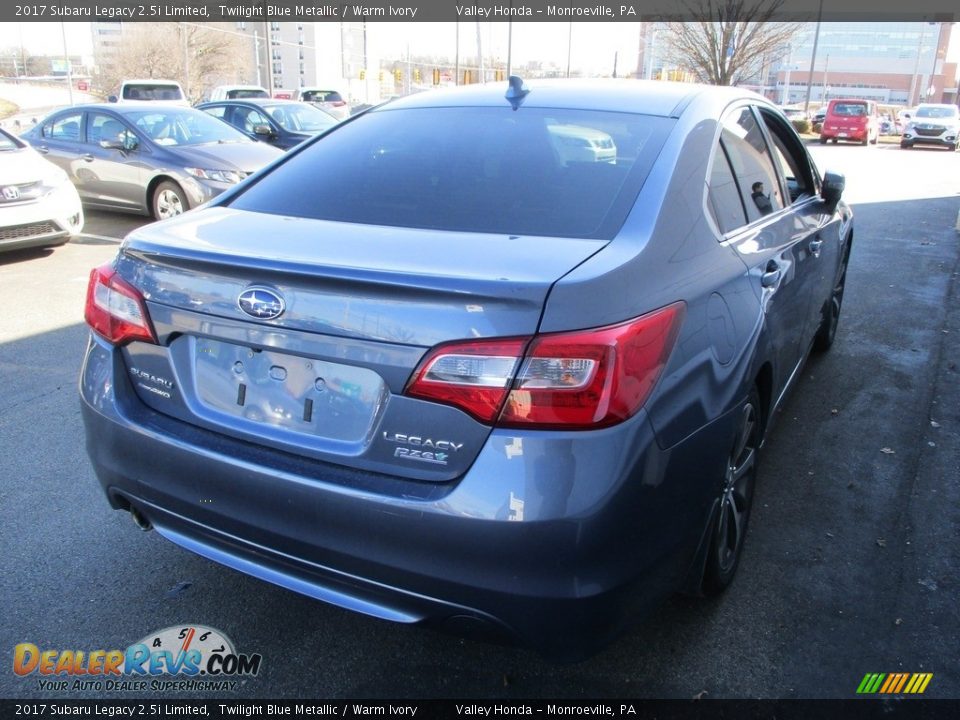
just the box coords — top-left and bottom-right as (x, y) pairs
(857, 672), (933, 694)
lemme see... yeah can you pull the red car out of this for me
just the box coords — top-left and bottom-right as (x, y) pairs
(819, 98), (879, 145)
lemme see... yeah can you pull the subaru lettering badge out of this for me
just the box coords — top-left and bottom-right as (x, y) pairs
(237, 287), (285, 320)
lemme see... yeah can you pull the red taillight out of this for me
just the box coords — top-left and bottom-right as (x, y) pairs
(405, 303), (684, 429)
(84, 264), (157, 346)
(406, 338), (528, 423)
(331, 100), (346, 107)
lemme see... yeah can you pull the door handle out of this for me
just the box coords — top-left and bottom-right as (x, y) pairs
(82, 153), (94, 162)
(809, 239), (823, 256)
(761, 262), (781, 288)
(37, 145), (49, 154)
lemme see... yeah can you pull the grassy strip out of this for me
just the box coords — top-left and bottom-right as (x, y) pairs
(0, 99), (20, 120)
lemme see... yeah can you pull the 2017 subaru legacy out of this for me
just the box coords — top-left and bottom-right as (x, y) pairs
(80, 79), (852, 657)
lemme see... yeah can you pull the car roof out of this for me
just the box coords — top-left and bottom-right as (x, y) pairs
(64, 103), (202, 115)
(200, 99), (302, 107)
(377, 79), (759, 118)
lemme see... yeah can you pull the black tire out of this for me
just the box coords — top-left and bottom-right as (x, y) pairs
(702, 389), (761, 596)
(814, 248), (849, 352)
(819, 136), (827, 145)
(152, 180), (188, 220)
(900, 141), (911, 149)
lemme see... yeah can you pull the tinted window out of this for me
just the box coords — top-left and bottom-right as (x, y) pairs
(720, 107), (783, 223)
(230, 107), (674, 239)
(0, 128), (24, 150)
(830, 102), (867, 117)
(43, 112), (82, 141)
(301, 90), (342, 103)
(758, 109), (817, 203)
(202, 105), (228, 120)
(228, 89), (269, 99)
(708, 145), (747, 235)
(125, 109), (249, 146)
(264, 104), (336, 133)
(123, 83), (183, 101)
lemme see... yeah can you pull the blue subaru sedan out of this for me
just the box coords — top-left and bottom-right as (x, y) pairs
(80, 79), (852, 658)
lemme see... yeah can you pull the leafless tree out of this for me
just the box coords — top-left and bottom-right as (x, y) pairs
(94, 24), (253, 103)
(660, 1), (804, 86)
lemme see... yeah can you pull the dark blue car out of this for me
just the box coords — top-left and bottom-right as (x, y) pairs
(80, 79), (852, 657)
(198, 99), (339, 150)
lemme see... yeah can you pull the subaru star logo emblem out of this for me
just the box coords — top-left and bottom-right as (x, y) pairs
(2, 186), (20, 201)
(237, 287), (285, 320)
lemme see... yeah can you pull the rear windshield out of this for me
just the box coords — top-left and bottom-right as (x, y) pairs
(229, 106), (673, 239)
(830, 103), (868, 117)
(228, 89), (269, 99)
(300, 90), (342, 103)
(123, 84), (184, 101)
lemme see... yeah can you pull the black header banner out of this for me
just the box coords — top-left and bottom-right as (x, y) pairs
(3, 0), (958, 23)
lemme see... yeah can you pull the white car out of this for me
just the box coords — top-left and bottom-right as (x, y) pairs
(294, 88), (350, 120)
(901, 103), (960, 151)
(109, 80), (190, 107)
(0, 127), (83, 253)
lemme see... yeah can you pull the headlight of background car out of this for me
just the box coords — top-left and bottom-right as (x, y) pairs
(185, 167), (243, 184)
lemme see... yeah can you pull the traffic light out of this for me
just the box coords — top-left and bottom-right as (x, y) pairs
(495, 69), (505, 82)
(378, 71), (384, 82)
(414, 69), (421, 84)
(394, 68), (402, 83)
(432, 68), (440, 85)
(359, 69), (366, 80)
(463, 70), (472, 85)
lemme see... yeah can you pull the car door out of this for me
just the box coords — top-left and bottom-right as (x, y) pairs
(710, 104), (817, 399)
(77, 111), (145, 212)
(32, 110), (84, 187)
(756, 106), (844, 352)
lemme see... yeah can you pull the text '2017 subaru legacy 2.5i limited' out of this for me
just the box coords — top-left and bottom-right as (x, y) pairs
(80, 79), (852, 658)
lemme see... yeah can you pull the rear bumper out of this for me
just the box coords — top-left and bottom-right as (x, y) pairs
(80, 334), (734, 653)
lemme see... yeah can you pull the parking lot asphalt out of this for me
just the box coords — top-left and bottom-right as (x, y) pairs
(1, 144), (958, 700)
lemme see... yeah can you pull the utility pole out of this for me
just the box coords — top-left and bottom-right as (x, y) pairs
(803, 0), (823, 115)
(60, 23), (75, 106)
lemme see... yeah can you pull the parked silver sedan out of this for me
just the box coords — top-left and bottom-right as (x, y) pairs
(22, 104), (282, 219)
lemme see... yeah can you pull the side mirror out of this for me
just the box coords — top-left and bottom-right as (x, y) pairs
(108, 95), (118, 103)
(99, 139), (124, 150)
(252, 124), (274, 137)
(821, 171), (845, 207)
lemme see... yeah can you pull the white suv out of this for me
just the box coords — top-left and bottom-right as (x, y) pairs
(900, 103), (960, 151)
(110, 80), (189, 107)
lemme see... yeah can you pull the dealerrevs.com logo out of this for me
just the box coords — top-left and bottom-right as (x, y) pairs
(13, 625), (262, 692)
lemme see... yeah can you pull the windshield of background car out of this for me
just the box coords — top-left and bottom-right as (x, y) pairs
(122, 84), (184, 101)
(916, 106), (959, 119)
(229, 106), (674, 239)
(127, 109), (250, 146)
(264, 104), (337, 133)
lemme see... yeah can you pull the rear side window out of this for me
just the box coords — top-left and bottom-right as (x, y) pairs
(43, 112), (82, 141)
(229, 106), (673, 239)
(719, 107), (783, 223)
